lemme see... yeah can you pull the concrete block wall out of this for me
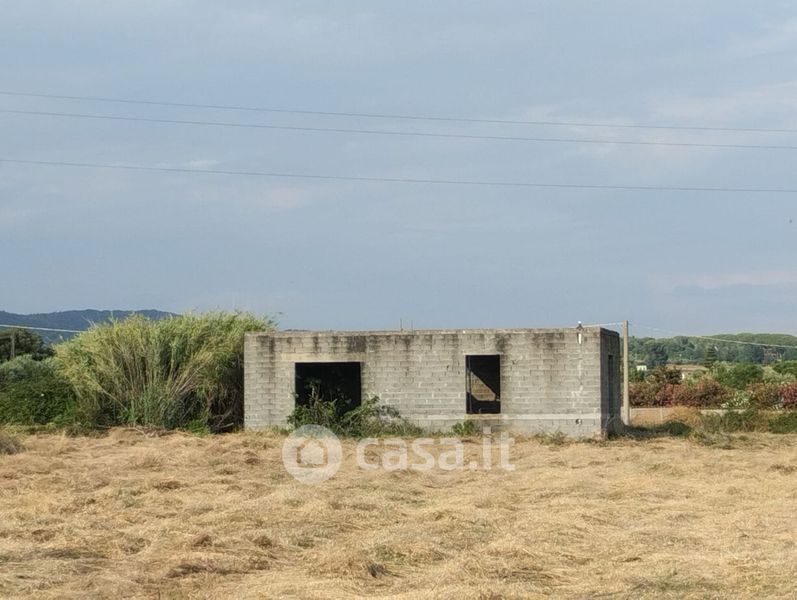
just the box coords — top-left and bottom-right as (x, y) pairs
(600, 331), (623, 435)
(244, 327), (620, 437)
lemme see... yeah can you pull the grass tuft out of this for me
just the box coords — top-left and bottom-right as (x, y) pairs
(768, 411), (797, 434)
(0, 427), (24, 454)
(536, 431), (570, 446)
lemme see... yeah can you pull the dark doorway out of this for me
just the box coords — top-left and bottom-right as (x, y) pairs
(295, 362), (362, 414)
(466, 355), (501, 414)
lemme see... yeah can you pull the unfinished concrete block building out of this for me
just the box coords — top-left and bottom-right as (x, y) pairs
(244, 327), (621, 437)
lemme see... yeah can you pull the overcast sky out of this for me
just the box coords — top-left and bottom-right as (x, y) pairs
(1, 1), (796, 334)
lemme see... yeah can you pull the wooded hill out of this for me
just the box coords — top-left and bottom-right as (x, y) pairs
(0, 310), (176, 343)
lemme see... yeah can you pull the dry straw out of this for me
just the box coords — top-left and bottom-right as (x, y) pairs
(0, 429), (794, 598)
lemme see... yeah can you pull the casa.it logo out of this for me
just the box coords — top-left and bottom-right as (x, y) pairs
(281, 425), (343, 484)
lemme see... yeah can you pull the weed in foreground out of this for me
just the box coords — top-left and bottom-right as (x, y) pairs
(451, 420), (478, 436)
(619, 407), (797, 443)
(0, 427), (24, 454)
(769, 412), (797, 434)
(288, 390), (422, 438)
(536, 431), (570, 446)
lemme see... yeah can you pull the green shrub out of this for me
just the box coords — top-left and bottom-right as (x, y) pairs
(0, 356), (76, 425)
(772, 361), (797, 379)
(288, 389), (421, 438)
(648, 366), (683, 386)
(768, 412), (797, 434)
(712, 363), (764, 390)
(698, 408), (765, 433)
(629, 367), (646, 383)
(451, 420), (477, 436)
(56, 312), (273, 431)
(626, 405), (797, 440)
(343, 397), (422, 437)
(762, 367), (795, 385)
(721, 390), (752, 410)
(288, 384), (341, 431)
(0, 329), (53, 363)
(657, 421), (692, 436)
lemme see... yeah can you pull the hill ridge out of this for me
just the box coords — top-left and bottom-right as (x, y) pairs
(0, 309), (177, 342)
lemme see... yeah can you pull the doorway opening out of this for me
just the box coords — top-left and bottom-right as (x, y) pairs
(294, 362), (362, 414)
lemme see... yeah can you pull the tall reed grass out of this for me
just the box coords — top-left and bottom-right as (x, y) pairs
(56, 312), (273, 431)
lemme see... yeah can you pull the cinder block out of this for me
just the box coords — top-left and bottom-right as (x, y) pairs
(243, 327), (620, 438)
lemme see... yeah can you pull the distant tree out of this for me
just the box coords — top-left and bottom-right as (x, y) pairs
(648, 365), (682, 386)
(629, 333), (797, 365)
(644, 340), (669, 367)
(0, 329), (53, 363)
(712, 363), (764, 390)
(737, 344), (765, 364)
(670, 336), (698, 362)
(702, 346), (718, 368)
(629, 366), (646, 383)
(716, 343), (741, 363)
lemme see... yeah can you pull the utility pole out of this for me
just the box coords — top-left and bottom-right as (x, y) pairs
(9, 330), (15, 360)
(622, 320), (630, 426)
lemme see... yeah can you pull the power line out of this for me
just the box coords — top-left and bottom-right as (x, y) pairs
(5, 108), (797, 152)
(0, 323), (81, 333)
(2, 89), (797, 135)
(634, 324), (797, 350)
(3, 157), (797, 194)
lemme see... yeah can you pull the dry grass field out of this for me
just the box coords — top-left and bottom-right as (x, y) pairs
(0, 429), (795, 599)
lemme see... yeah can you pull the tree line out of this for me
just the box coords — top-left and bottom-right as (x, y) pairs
(630, 333), (797, 367)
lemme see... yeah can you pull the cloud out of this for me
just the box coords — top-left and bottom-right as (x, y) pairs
(154, 158), (219, 170)
(653, 270), (797, 293)
(185, 159), (220, 169)
(4, 2), (797, 332)
(650, 82), (797, 127)
(726, 18), (797, 59)
(186, 181), (312, 212)
(501, 81), (797, 187)
(0, 206), (40, 227)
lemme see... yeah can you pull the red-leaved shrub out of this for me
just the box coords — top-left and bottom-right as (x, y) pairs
(783, 383), (797, 410)
(631, 378), (731, 408)
(747, 383), (784, 409)
(655, 383), (679, 407)
(632, 375), (796, 410)
(629, 382), (657, 407)
(680, 378), (730, 407)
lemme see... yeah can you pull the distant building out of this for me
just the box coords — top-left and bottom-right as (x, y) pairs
(669, 364), (708, 380)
